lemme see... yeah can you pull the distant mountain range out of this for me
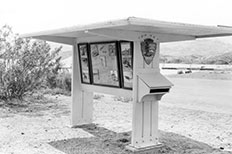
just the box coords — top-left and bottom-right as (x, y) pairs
(161, 37), (232, 56)
(160, 37), (232, 64)
(59, 37), (232, 66)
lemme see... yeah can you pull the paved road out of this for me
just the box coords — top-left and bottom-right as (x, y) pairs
(162, 77), (232, 114)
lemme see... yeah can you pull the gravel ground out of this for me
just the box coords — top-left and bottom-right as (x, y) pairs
(0, 71), (232, 154)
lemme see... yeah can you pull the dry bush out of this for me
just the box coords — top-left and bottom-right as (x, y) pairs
(0, 25), (62, 101)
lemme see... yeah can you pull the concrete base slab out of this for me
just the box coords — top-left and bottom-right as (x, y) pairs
(126, 143), (163, 154)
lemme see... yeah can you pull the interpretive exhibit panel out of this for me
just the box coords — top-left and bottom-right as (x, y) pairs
(120, 42), (133, 89)
(78, 44), (90, 83)
(78, 41), (133, 89)
(90, 42), (119, 87)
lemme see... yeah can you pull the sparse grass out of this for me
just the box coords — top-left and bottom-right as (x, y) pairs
(40, 88), (71, 96)
(0, 93), (57, 118)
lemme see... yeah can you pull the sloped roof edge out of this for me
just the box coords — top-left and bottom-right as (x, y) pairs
(20, 17), (232, 39)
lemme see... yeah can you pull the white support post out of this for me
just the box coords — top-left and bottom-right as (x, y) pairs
(71, 43), (93, 127)
(132, 96), (160, 147)
(127, 40), (162, 152)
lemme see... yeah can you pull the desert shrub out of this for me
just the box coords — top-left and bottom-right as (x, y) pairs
(46, 57), (62, 89)
(55, 72), (72, 92)
(0, 65), (26, 100)
(0, 25), (62, 101)
(42, 71), (71, 96)
(185, 69), (192, 74)
(177, 70), (184, 74)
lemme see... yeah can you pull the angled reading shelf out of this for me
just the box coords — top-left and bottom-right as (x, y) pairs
(139, 73), (173, 89)
(138, 73), (174, 101)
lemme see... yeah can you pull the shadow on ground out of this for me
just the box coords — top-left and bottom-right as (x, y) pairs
(48, 124), (232, 154)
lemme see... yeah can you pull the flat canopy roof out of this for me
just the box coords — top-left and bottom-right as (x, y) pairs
(21, 17), (232, 44)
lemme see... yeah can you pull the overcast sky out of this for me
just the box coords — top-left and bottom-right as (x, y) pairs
(1, 0), (232, 35)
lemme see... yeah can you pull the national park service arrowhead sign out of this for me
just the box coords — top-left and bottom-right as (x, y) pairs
(139, 34), (158, 65)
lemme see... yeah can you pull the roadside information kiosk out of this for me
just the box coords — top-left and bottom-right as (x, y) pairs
(22, 17), (232, 153)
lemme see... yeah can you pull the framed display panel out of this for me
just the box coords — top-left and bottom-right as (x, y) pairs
(120, 41), (133, 89)
(78, 43), (91, 84)
(89, 42), (120, 87)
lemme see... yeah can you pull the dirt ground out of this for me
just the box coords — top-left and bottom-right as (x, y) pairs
(0, 71), (232, 154)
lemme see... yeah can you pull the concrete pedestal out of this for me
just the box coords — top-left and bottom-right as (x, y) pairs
(130, 97), (160, 150)
(126, 143), (163, 154)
